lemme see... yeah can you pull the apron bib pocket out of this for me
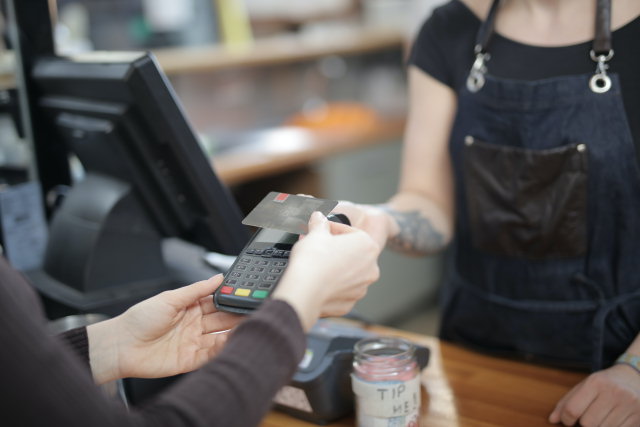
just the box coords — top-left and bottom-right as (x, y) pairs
(463, 137), (588, 259)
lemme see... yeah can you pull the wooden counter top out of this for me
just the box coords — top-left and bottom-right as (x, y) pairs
(261, 325), (586, 427)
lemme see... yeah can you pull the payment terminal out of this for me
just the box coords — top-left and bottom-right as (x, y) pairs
(273, 319), (430, 424)
(214, 213), (349, 314)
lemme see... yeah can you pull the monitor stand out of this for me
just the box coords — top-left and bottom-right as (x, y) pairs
(25, 174), (221, 318)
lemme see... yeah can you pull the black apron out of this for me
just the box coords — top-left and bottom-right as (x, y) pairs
(440, 0), (640, 371)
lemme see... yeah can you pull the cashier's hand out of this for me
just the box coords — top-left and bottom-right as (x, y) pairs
(273, 211), (381, 331)
(549, 364), (640, 426)
(332, 200), (392, 249)
(86, 275), (241, 384)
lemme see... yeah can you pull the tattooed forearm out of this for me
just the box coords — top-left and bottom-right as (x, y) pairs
(380, 208), (446, 255)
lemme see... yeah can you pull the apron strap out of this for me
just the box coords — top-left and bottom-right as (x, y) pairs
(474, 0), (612, 56)
(590, 0), (614, 93)
(473, 0), (501, 55)
(466, 0), (500, 92)
(468, 0), (615, 94)
(593, 0), (612, 57)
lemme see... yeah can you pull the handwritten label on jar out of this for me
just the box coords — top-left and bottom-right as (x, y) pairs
(351, 374), (421, 423)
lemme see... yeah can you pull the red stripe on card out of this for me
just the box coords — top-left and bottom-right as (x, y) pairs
(274, 193), (289, 202)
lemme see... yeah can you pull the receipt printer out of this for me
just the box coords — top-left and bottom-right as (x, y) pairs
(273, 320), (430, 425)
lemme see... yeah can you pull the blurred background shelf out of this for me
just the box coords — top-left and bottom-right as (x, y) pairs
(153, 28), (405, 75)
(212, 117), (405, 186)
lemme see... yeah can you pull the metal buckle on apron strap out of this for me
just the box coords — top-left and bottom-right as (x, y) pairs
(466, 0), (614, 95)
(466, 44), (490, 93)
(589, 49), (614, 94)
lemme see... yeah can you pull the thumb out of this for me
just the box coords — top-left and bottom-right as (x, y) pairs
(307, 211), (329, 235)
(169, 274), (223, 306)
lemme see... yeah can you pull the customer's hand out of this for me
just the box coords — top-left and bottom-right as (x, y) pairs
(549, 364), (640, 426)
(87, 275), (240, 384)
(273, 211), (381, 331)
(332, 200), (393, 249)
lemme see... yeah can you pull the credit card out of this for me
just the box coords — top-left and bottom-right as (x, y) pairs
(242, 192), (338, 234)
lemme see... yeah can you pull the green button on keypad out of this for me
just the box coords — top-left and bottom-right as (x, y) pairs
(253, 290), (269, 299)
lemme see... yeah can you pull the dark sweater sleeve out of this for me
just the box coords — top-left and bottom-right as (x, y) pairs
(0, 257), (305, 427)
(139, 299), (306, 427)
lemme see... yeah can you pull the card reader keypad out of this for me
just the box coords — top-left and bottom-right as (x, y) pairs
(217, 248), (290, 310)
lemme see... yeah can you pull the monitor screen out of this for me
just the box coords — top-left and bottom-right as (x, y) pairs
(26, 51), (249, 311)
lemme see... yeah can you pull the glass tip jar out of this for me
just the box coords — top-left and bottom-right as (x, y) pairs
(352, 336), (421, 427)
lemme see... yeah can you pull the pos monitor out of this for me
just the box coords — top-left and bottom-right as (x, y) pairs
(26, 51), (249, 315)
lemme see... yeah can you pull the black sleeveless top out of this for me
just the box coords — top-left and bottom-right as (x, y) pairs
(409, 0), (640, 156)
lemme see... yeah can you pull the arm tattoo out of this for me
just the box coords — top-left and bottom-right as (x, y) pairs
(380, 207), (446, 255)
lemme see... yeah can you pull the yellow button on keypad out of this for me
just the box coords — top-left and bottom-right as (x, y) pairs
(235, 288), (251, 297)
